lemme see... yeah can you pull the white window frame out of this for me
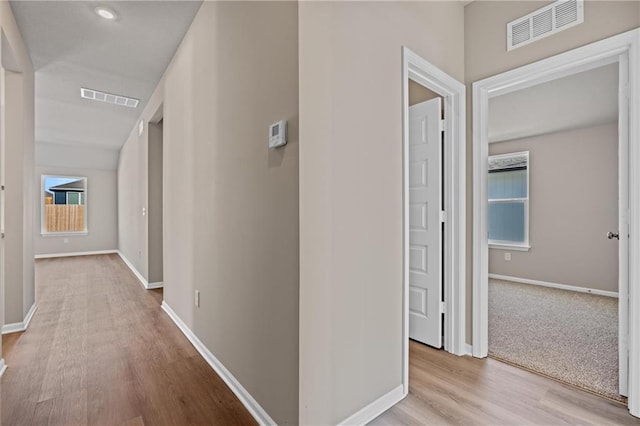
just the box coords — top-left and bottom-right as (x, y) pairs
(487, 151), (530, 251)
(41, 175), (88, 236)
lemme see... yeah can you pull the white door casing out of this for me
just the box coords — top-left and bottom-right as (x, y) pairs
(408, 97), (442, 348)
(618, 52), (630, 397)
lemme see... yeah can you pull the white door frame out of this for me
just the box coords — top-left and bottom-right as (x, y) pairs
(402, 47), (466, 394)
(472, 29), (640, 416)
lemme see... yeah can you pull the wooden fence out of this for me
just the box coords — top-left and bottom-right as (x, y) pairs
(45, 205), (85, 233)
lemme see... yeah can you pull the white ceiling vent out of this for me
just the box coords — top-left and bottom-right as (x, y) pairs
(80, 88), (139, 108)
(507, 0), (584, 51)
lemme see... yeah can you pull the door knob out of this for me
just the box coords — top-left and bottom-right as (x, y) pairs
(607, 231), (619, 240)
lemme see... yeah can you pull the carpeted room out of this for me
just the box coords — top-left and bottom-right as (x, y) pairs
(486, 63), (623, 402)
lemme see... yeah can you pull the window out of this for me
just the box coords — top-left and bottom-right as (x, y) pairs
(41, 175), (87, 235)
(488, 151), (529, 250)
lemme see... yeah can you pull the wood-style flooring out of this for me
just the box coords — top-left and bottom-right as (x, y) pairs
(1, 254), (256, 426)
(4, 254), (640, 425)
(372, 340), (640, 425)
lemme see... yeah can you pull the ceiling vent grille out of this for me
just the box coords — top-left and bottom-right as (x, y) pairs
(80, 88), (139, 108)
(507, 0), (583, 51)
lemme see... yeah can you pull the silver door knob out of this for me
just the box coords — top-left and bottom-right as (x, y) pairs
(607, 231), (619, 240)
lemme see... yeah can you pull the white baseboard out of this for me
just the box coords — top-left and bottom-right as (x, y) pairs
(161, 301), (276, 426)
(147, 281), (164, 289)
(2, 302), (38, 335)
(35, 249), (117, 259)
(488, 274), (618, 298)
(0, 359), (6, 378)
(464, 343), (473, 356)
(337, 384), (405, 426)
(116, 250), (154, 290)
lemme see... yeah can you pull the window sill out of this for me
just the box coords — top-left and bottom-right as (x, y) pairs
(41, 232), (88, 237)
(489, 243), (530, 252)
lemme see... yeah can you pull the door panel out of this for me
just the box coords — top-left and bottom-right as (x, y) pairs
(408, 97), (442, 348)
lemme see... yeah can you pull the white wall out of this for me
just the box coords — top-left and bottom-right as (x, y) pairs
(34, 166), (117, 256)
(298, 2), (465, 424)
(35, 142), (119, 171)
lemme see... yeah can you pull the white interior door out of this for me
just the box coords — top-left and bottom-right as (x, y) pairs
(408, 97), (443, 348)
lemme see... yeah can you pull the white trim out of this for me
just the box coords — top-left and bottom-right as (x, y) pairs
(116, 250), (149, 289)
(41, 174), (88, 235)
(0, 359), (6, 378)
(161, 301), (276, 426)
(2, 302), (37, 335)
(472, 29), (640, 417)
(489, 274), (619, 298)
(35, 249), (117, 259)
(147, 281), (164, 289)
(488, 244), (530, 252)
(488, 151), (530, 248)
(40, 232), (88, 237)
(401, 48), (467, 397)
(464, 344), (473, 356)
(337, 385), (405, 426)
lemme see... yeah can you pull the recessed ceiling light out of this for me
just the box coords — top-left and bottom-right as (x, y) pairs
(95, 6), (116, 20)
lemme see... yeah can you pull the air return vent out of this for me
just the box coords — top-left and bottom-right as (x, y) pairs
(507, 0), (583, 51)
(80, 88), (139, 108)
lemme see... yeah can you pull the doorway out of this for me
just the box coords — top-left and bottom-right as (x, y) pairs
(485, 62), (622, 400)
(472, 29), (640, 416)
(147, 113), (163, 288)
(401, 47), (466, 392)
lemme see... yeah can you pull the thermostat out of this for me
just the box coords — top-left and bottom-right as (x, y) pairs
(269, 120), (287, 149)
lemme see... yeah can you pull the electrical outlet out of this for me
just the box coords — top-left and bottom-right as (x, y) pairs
(505, 252), (511, 261)
(195, 290), (200, 308)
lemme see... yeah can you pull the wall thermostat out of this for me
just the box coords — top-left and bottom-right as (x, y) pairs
(269, 120), (287, 149)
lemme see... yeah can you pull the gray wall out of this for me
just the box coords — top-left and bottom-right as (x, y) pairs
(298, 2), (465, 424)
(489, 123), (618, 293)
(408, 79), (439, 106)
(5, 71), (26, 325)
(1, 5), (35, 328)
(34, 166), (118, 256)
(118, 115), (148, 280)
(464, 0), (640, 343)
(147, 121), (163, 284)
(118, 2), (299, 423)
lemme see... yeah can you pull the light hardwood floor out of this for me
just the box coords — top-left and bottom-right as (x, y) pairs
(1, 254), (256, 426)
(372, 340), (640, 425)
(4, 254), (640, 425)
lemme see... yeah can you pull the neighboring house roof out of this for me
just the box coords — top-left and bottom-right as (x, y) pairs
(49, 180), (85, 192)
(44, 190), (53, 197)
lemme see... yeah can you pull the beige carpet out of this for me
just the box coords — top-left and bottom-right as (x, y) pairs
(488, 279), (622, 401)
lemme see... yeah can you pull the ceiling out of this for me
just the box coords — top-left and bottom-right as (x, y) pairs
(489, 63), (619, 143)
(10, 0), (202, 168)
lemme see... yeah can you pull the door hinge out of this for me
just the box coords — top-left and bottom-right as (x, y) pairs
(439, 119), (445, 132)
(439, 210), (447, 223)
(439, 301), (445, 314)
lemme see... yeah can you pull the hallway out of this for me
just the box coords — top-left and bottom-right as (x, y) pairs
(1, 255), (255, 425)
